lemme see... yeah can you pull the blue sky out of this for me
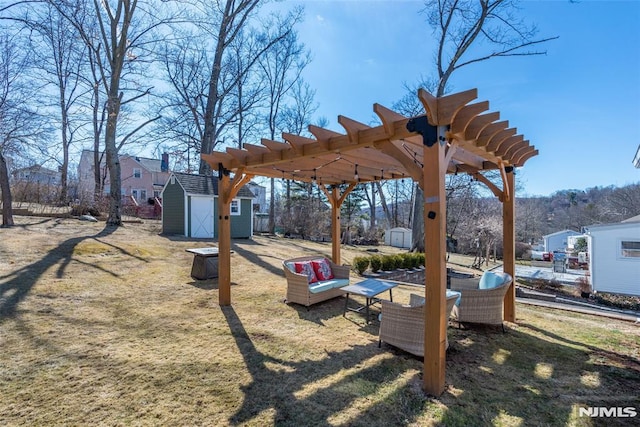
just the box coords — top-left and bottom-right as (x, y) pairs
(273, 0), (640, 197)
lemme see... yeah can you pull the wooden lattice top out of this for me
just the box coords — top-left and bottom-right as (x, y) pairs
(202, 88), (538, 186)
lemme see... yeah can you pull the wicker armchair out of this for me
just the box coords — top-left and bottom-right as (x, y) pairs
(450, 271), (513, 329)
(283, 255), (351, 307)
(378, 292), (459, 357)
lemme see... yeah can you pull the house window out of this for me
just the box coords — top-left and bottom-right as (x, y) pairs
(621, 241), (640, 258)
(140, 189), (147, 201)
(133, 168), (141, 178)
(131, 189), (139, 200)
(230, 199), (241, 216)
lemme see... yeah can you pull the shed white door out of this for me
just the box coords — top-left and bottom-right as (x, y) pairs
(190, 196), (214, 238)
(391, 231), (404, 248)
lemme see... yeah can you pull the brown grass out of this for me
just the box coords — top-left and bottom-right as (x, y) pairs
(1, 217), (638, 426)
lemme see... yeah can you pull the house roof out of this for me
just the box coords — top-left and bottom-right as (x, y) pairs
(585, 220), (640, 232)
(81, 150), (167, 173)
(622, 214), (640, 223)
(134, 156), (163, 173)
(543, 229), (581, 239)
(172, 172), (254, 198)
(13, 165), (59, 175)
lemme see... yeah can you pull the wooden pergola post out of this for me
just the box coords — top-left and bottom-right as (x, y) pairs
(330, 189), (341, 264)
(216, 167), (254, 306)
(503, 167), (516, 322)
(320, 183), (356, 265)
(218, 168), (232, 306)
(422, 126), (448, 396)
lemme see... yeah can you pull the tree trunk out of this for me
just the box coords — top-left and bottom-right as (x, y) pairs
(268, 177), (275, 233)
(375, 181), (393, 227)
(200, 2), (231, 175)
(411, 185), (425, 252)
(105, 93), (122, 226)
(0, 153), (15, 227)
(370, 181), (376, 230)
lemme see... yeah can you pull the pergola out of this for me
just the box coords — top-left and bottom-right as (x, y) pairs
(202, 88), (538, 396)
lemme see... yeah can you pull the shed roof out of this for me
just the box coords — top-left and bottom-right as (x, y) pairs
(172, 172), (254, 198)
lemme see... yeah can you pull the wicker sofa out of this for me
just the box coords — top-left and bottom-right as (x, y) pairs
(450, 270), (513, 329)
(378, 291), (459, 357)
(282, 255), (351, 307)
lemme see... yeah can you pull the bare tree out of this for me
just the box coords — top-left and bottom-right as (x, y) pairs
(406, 0), (557, 251)
(0, 32), (49, 226)
(17, 2), (86, 204)
(256, 12), (310, 233)
(50, 0), (167, 225)
(197, 1), (300, 175)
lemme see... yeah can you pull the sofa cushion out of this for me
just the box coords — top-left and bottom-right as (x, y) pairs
(294, 261), (318, 283)
(479, 271), (504, 289)
(312, 258), (335, 281)
(308, 278), (349, 294)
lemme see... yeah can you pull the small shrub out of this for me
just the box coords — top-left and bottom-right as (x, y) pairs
(410, 253), (423, 268)
(369, 255), (382, 272)
(392, 254), (404, 269)
(352, 256), (370, 275)
(576, 276), (592, 296)
(400, 253), (413, 269)
(381, 255), (396, 271)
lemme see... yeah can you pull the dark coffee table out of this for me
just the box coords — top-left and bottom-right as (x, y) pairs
(342, 278), (398, 323)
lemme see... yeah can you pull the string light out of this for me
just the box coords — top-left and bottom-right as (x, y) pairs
(354, 164), (359, 182)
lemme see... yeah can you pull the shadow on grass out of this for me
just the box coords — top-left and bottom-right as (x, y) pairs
(439, 323), (640, 426)
(223, 301), (640, 426)
(1, 223), (117, 319)
(231, 240), (292, 278)
(222, 305), (424, 426)
(187, 280), (242, 291)
(285, 296), (381, 334)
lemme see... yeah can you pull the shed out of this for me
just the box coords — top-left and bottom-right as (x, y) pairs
(584, 218), (640, 297)
(543, 229), (581, 253)
(385, 227), (412, 249)
(161, 172), (254, 238)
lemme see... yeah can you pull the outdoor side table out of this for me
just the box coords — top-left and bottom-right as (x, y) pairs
(186, 247), (223, 280)
(342, 278), (398, 323)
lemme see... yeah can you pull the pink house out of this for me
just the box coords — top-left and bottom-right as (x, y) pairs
(77, 150), (171, 205)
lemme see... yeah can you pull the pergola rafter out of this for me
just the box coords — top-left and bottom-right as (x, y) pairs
(202, 88), (538, 397)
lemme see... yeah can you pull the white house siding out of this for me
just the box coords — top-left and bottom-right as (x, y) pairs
(586, 222), (640, 296)
(543, 230), (581, 253)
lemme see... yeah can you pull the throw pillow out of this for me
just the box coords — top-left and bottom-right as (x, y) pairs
(479, 271), (503, 289)
(312, 258), (335, 281)
(294, 261), (318, 283)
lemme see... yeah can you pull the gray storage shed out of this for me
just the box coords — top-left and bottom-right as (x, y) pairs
(161, 172), (254, 238)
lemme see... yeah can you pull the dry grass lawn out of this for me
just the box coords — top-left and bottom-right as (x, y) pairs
(1, 217), (638, 426)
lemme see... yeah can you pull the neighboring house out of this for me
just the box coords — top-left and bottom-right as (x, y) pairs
(542, 229), (582, 253)
(245, 181), (267, 213)
(584, 216), (640, 297)
(12, 165), (61, 185)
(384, 227), (412, 249)
(161, 172), (255, 239)
(77, 150), (170, 203)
